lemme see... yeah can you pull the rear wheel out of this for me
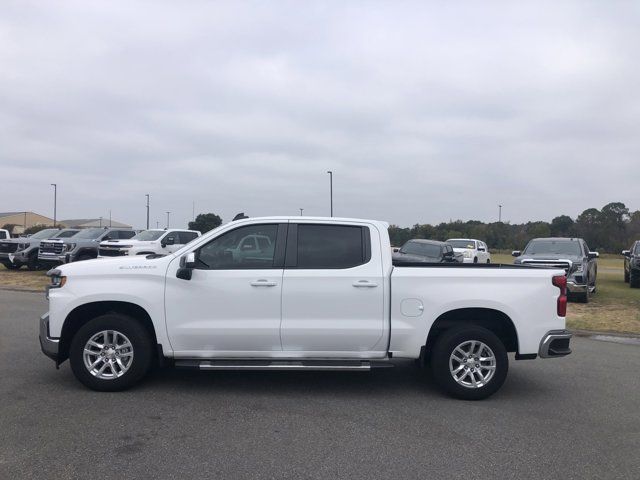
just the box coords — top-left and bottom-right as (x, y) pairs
(430, 325), (508, 400)
(486, 258), (491, 264)
(69, 313), (154, 391)
(473, 257), (478, 264)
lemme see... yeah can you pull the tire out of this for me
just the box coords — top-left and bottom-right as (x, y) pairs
(1, 261), (20, 270)
(572, 291), (589, 303)
(69, 313), (154, 391)
(430, 325), (508, 400)
(624, 269), (629, 283)
(26, 252), (39, 271)
(486, 259), (491, 264)
(473, 257), (478, 264)
(630, 269), (640, 289)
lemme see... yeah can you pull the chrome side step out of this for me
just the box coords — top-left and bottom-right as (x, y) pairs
(174, 359), (393, 371)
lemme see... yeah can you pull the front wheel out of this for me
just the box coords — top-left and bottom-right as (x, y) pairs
(630, 270), (640, 289)
(69, 313), (154, 391)
(430, 326), (508, 400)
(1, 261), (20, 270)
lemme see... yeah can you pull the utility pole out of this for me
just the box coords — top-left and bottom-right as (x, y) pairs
(299, 208), (304, 216)
(50, 184), (57, 227)
(498, 204), (503, 223)
(99, 217), (103, 227)
(145, 194), (150, 229)
(327, 170), (333, 217)
(156, 221), (159, 228)
(192, 201), (195, 222)
(109, 210), (112, 227)
(166, 211), (170, 229)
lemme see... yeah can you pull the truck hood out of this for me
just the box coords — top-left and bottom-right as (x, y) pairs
(56, 254), (172, 276)
(100, 239), (146, 246)
(516, 253), (582, 262)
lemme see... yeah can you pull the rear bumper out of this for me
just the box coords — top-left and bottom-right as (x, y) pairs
(539, 330), (572, 358)
(566, 281), (588, 293)
(39, 313), (60, 362)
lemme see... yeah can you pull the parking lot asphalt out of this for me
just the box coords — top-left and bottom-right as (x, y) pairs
(1, 290), (639, 480)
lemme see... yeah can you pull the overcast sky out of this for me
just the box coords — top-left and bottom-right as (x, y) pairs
(1, 1), (639, 229)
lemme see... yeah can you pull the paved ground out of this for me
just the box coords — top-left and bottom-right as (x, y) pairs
(1, 290), (639, 479)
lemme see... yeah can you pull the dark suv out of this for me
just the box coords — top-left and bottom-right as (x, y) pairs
(513, 237), (598, 303)
(622, 241), (640, 288)
(393, 239), (463, 264)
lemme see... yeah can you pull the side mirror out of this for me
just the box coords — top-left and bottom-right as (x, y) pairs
(392, 247), (400, 253)
(177, 252), (197, 280)
(588, 251), (599, 259)
(622, 250), (631, 257)
(512, 250), (521, 257)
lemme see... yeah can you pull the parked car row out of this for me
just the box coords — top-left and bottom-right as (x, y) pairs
(0, 227), (201, 270)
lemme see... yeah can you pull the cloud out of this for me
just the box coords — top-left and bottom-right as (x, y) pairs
(1, 0), (638, 228)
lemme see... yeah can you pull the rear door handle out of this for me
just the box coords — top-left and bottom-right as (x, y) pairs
(250, 280), (278, 287)
(352, 280), (378, 288)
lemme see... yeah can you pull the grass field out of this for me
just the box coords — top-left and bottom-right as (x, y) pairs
(1, 255), (639, 334)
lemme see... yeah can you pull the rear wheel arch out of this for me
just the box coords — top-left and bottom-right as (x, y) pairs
(422, 308), (518, 363)
(59, 301), (158, 363)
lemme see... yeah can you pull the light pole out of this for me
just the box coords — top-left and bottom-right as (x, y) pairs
(327, 170), (333, 217)
(498, 204), (503, 223)
(299, 208), (304, 216)
(50, 184), (57, 227)
(99, 217), (103, 227)
(109, 210), (112, 227)
(166, 211), (170, 229)
(145, 194), (150, 229)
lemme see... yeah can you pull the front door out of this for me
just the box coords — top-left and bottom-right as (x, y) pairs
(165, 223), (286, 357)
(280, 223), (386, 358)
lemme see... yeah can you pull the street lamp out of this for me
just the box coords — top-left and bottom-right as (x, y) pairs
(145, 194), (150, 229)
(498, 204), (503, 223)
(327, 171), (333, 217)
(166, 211), (170, 229)
(299, 208), (304, 216)
(50, 184), (57, 227)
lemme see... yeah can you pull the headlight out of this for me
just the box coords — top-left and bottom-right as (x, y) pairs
(463, 251), (472, 258)
(17, 243), (29, 250)
(66, 243), (76, 251)
(46, 268), (67, 297)
(573, 264), (583, 273)
(119, 245), (133, 249)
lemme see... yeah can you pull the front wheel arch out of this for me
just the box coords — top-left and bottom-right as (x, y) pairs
(59, 301), (158, 364)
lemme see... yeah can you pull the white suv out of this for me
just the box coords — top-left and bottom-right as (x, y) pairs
(446, 238), (491, 264)
(98, 229), (201, 258)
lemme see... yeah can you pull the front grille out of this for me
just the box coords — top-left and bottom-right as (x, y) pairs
(99, 247), (127, 257)
(0, 242), (18, 253)
(40, 242), (65, 255)
(521, 260), (571, 272)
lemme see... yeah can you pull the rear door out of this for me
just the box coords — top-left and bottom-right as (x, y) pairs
(280, 222), (386, 357)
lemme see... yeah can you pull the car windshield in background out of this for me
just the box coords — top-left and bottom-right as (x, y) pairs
(74, 228), (106, 239)
(133, 230), (165, 241)
(54, 230), (79, 238)
(524, 240), (581, 256)
(635, 243), (640, 255)
(400, 242), (442, 257)
(448, 240), (475, 249)
(30, 229), (61, 240)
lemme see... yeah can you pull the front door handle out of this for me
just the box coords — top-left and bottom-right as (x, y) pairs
(352, 280), (378, 288)
(250, 280), (278, 287)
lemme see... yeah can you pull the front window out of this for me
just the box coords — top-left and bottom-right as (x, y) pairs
(30, 229), (61, 240)
(74, 228), (106, 239)
(400, 241), (442, 258)
(197, 224), (278, 269)
(447, 240), (476, 249)
(54, 230), (79, 239)
(133, 230), (165, 241)
(524, 240), (582, 256)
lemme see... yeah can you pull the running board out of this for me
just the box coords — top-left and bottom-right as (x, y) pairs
(174, 359), (393, 371)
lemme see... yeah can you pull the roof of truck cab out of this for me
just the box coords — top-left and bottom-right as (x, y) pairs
(231, 216), (390, 229)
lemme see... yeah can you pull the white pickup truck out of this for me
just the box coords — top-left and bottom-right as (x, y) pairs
(40, 217), (571, 400)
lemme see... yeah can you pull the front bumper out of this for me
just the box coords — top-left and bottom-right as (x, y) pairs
(539, 330), (572, 358)
(39, 313), (60, 362)
(38, 253), (67, 264)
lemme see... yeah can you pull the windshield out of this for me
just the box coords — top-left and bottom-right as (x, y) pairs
(634, 243), (640, 255)
(400, 241), (442, 257)
(447, 240), (476, 249)
(74, 228), (106, 239)
(133, 230), (165, 241)
(31, 229), (61, 240)
(54, 230), (79, 239)
(524, 240), (582, 256)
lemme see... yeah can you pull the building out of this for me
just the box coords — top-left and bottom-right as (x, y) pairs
(0, 211), (55, 234)
(59, 218), (132, 229)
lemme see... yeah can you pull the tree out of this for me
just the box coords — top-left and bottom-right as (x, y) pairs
(188, 213), (222, 234)
(24, 224), (50, 235)
(550, 215), (575, 237)
(1, 224), (18, 234)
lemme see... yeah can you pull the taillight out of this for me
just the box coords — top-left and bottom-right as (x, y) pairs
(552, 275), (567, 317)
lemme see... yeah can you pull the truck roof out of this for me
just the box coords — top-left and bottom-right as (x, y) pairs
(232, 216), (390, 229)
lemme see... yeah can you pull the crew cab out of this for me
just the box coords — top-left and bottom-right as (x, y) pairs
(512, 237), (598, 303)
(40, 217), (572, 400)
(446, 238), (491, 263)
(39, 227), (136, 265)
(622, 241), (640, 288)
(98, 229), (201, 258)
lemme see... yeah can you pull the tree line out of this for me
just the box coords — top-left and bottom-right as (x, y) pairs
(388, 202), (640, 253)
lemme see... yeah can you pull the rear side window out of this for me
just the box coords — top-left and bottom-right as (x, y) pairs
(178, 231), (199, 244)
(296, 224), (369, 269)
